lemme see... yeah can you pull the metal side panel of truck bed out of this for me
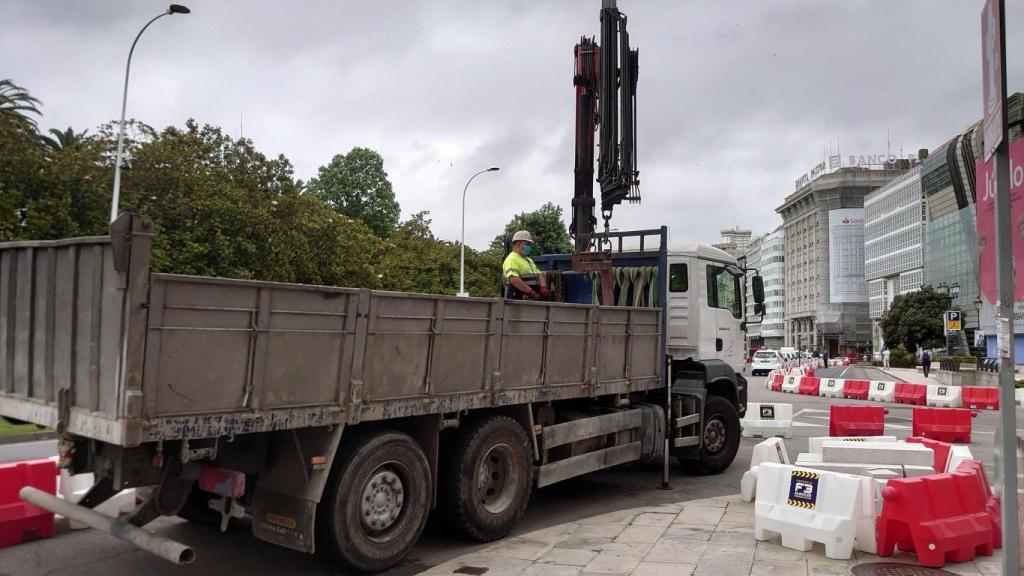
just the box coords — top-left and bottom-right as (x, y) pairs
(0, 214), (662, 446)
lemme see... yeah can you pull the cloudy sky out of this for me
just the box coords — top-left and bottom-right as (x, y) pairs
(5, 1), (1022, 248)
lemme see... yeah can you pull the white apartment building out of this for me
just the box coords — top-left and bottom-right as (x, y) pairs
(864, 166), (925, 351)
(743, 226), (784, 350)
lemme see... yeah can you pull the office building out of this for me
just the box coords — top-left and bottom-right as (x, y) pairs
(864, 166), (926, 352)
(776, 166), (910, 355)
(713, 225), (753, 260)
(744, 226), (785, 350)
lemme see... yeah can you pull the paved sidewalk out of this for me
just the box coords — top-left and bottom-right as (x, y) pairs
(878, 366), (940, 385)
(420, 494), (1003, 576)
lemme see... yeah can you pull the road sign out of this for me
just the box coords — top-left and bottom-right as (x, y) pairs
(945, 311), (962, 333)
(981, 0), (1003, 161)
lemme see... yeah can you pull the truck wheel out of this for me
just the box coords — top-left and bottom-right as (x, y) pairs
(319, 431), (431, 573)
(680, 396), (740, 475)
(442, 416), (532, 542)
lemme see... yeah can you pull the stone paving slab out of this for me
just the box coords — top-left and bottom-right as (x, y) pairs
(418, 494), (1005, 576)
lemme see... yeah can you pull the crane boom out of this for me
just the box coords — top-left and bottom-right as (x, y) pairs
(570, 0), (640, 253)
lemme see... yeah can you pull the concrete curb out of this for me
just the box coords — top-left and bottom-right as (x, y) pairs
(0, 430), (58, 446)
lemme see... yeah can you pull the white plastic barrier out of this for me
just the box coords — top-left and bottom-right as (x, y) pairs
(867, 381), (896, 403)
(754, 463), (877, 559)
(59, 470), (136, 529)
(808, 436), (898, 455)
(818, 378), (845, 398)
(945, 445), (975, 472)
(741, 403), (793, 439)
(765, 369), (783, 389)
(926, 384), (962, 408)
(820, 440), (933, 467)
(1016, 388), (1024, 407)
(794, 452), (933, 478)
(741, 438), (791, 503)
(781, 374), (801, 394)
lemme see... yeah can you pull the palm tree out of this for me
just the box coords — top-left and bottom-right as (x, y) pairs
(0, 79), (42, 127)
(40, 127), (88, 151)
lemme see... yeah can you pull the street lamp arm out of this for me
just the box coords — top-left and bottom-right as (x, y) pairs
(459, 167), (500, 297)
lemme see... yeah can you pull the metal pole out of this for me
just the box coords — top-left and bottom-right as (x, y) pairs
(989, 2), (1019, 572)
(458, 167), (498, 297)
(20, 487), (195, 564)
(110, 9), (177, 223)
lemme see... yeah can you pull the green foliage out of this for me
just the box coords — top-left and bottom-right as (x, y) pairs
(0, 81), (503, 297)
(880, 286), (950, 353)
(0, 79), (41, 128)
(888, 348), (915, 368)
(500, 202), (572, 255)
(40, 127), (88, 151)
(307, 147), (401, 237)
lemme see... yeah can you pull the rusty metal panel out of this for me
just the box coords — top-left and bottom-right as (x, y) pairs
(147, 276), (257, 415)
(259, 287), (357, 408)
(427, 297), (495, 396)
(627, 308), (661, 382)
(596, 307), (629, 386)
(0, 236), (125, 419)
(499, 302), (547, 389)
(539, 304), (591, 388)
(362, 293), (434, 400)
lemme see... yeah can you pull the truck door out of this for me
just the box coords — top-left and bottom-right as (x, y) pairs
(666, 259), (695, 354)
(704, 263), (745, 372)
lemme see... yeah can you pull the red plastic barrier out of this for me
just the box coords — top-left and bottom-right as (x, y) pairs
(876, 466), (997, 567)
(842, 379), (869, 399)
(804, 366), (815, 377)
(911, 407), (974, 444)
(962, 386), (999, 410)
(893, 382), (927, 405)
(798, 377), (820, 396)
(0, 459), (56, 548)
(954, 460), (1002, 549)
(906, 436), (952, 473)
(768, 373), (783, 392)
(828, 405), (887, 436)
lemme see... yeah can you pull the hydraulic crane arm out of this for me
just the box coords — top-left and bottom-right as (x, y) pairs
(570, 0), (640, 253)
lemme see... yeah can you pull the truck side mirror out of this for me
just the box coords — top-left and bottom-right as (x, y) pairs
(755, 302), (765, 316)
(752, 275), (765, 304)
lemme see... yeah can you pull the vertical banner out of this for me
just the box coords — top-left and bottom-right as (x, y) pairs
(828, 209), (867, 303)
(977, 139), (1024, 302)
(981, 0), (1004, 161)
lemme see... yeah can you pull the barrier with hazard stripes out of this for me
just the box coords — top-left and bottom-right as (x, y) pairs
(742, 403), (793, 439)
(754, 462), (877, 559)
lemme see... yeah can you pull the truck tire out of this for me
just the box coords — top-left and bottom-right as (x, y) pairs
(319, 431), (431, 573)
(442, 416), (532, 542)
(680, 396), (741, 475)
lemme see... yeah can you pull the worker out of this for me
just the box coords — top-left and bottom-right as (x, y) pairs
(503, 230), (549, 300)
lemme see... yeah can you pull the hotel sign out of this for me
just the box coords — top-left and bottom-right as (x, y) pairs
(794, 154), (920, 190)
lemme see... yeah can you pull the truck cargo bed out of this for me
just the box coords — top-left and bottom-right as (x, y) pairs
(0, 215), (662, 446)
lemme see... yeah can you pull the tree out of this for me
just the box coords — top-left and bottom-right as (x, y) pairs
(306, 147), (401, 237)
(880, 285), (951, 353)
(499, 202), (573, 255)
(0, 79), (41, 128)
(40, 127), (89, 151)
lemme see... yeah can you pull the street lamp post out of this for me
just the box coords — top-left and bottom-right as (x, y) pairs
(458, 167), (499, 297)
(109, 4), (191, 223)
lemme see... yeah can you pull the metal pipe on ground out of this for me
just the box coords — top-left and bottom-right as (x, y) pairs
(19, 486), (195, 565)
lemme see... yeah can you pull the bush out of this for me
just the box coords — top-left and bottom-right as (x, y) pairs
(888, 348), (916, 368)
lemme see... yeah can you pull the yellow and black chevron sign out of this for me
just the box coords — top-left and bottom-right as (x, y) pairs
(759, 404), (776, 420)
(787, 470), (820, 509)
(842, 438), (867, 442)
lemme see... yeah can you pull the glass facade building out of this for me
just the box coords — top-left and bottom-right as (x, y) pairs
(743, 226), (785, 350)
(864, 167), (925, 351)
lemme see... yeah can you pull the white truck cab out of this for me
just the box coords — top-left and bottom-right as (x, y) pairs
(665, 244), (749, 373)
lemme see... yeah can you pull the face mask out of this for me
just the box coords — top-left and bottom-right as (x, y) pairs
(522, 245), (533, 256)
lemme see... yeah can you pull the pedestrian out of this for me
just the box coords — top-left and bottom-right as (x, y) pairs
(921, 348), (932, 378)
(882, 347), (891, 370)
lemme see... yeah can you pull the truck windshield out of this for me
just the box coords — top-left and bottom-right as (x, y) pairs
(706, 265), (742, 319)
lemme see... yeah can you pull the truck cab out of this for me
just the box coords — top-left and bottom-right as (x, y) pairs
(665, 244), (749, 373)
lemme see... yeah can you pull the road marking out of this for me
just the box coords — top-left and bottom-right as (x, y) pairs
(792, 409), (828, 419)
(793, 422), (826, 428)
(838, 366), (850, 378)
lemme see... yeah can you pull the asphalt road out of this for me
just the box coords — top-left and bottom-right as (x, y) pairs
(0, 366), (1018, 576)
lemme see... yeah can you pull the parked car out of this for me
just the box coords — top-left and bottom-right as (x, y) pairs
(751, 349), (783, 376)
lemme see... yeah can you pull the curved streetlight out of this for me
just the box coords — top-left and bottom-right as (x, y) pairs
(458, 166), (500, 297)
(109, 4), (191, 223)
